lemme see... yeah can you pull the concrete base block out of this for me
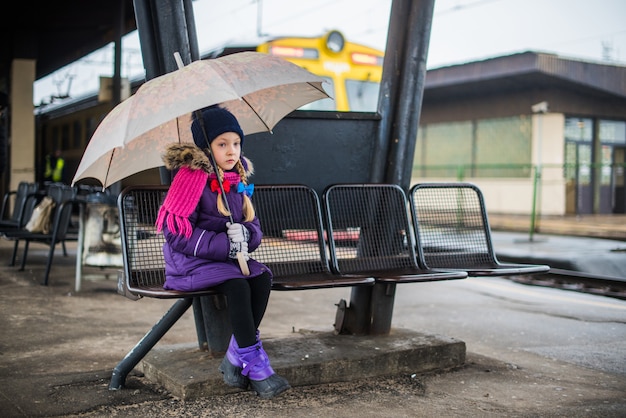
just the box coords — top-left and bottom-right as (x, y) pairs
(140, 328), (466, 400)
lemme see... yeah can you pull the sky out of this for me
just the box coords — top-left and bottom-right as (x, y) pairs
(33, 0), (626, 106)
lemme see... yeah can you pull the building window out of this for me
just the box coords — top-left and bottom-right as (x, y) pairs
(415, 116), (532, 178)
(565, 117), (592, 142)
(475, 116), (531, 177)
(51, 126), (59, 152)
(73, 120), (83, 149)
(415, 121), (472, 177)
(564, 117), (594, 186)
(599, 120), (626, 144)
(61, 124), (70, 150)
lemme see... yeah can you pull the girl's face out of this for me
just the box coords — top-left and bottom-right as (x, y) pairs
(210, 131), (242, 171)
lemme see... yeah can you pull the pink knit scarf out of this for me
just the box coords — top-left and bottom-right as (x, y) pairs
(156, 168), (243, 239)
(156, 166), (208, 239)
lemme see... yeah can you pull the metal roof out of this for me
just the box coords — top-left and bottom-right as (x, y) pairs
(3, 4), (624, 108)
(1, 0), (136, 82)
(424, 51), (626, 101)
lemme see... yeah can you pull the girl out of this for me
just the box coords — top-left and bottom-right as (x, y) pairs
(155, 106), (290, 399)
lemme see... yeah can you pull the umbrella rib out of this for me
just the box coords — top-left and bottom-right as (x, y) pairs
(240, 97), (272, 133)
(102, 149), (116, 191)
(308, 81), (331, 98)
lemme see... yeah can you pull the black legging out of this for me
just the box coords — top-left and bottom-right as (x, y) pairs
(215, 272), (272, 348)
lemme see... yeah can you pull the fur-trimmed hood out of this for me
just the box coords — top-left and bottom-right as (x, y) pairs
(161, 143), (254, 177)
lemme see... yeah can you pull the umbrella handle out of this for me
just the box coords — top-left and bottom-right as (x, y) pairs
(237, 252), (250, 276)
(186, 87), (249, 276)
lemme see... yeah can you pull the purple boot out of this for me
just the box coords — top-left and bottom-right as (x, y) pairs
(218, 335), (249, 389)
(236, 341), (291, 399)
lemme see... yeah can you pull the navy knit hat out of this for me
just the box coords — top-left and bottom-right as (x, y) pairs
(191, 106), (244, 149)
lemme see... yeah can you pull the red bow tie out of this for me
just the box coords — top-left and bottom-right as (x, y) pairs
(210, 179), (231, 194)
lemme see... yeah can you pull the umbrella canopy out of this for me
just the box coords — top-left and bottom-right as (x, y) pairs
(72, 52), (331, 188)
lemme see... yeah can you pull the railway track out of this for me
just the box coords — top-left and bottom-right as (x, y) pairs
(510, 268), (626, 300)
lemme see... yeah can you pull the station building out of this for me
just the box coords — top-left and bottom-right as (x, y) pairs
(414, 51), (626, 216)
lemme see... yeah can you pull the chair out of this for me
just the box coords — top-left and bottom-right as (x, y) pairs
(0, 181), (39, 232)
(322, 183), (467, 283)
(409, 183), (550, 276)
(4, 183), (80, 285)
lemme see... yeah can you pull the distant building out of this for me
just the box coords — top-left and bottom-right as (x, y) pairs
(415, 51), (626, 215)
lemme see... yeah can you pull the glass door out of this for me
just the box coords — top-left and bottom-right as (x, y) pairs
(614, 147), (625, 213)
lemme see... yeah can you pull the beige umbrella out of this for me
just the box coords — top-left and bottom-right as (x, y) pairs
(72, 51), (331, 188)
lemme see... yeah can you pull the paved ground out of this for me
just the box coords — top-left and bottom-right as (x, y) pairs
(0, 233), (625, 417)
(488, 213), (626, 241)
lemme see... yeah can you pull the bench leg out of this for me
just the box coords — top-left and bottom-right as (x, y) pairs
(10, 240), (19, 266)
(336, 286), (373, 335)
(335, 284), (397, 336)
(19, 241), (30, 271)
(191, 295), (231, 354)
(192, 298), (207, 349)
(109, 297), (193, 390)
(42, 243), (57, 286)
(370, 282), (396, 335)
(199, 295), (231, 354)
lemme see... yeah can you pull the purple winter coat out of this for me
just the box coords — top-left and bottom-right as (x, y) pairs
(159, 144), (271, 291)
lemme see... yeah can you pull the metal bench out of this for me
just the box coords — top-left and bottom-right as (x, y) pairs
(322, 183), (467, 335)
(409, 182), (550, 276)
(110, 184), (375, 390)
(323, 183), (467, 283)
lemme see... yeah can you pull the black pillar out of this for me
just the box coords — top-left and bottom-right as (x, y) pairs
(385, 0), (434, 190)
(371, 0), (411, 184)
(374, 0), (434, 189)
(133, 0), (195, 78)
(348, 0), (435, 335)
(112, 0), (125, 106)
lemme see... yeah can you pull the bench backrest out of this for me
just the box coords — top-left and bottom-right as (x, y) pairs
(2, 181), (39, 225)
(117, 184), (374, 296)
(323, 183), (421, 275)
(47, 184), (77, 240)
(19, 183), (76, 237)
(117, 186), (169, 296)
(253, 184), (333, 279)
(409, 183), (499, 268)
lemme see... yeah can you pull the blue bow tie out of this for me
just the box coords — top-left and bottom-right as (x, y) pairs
(237, 182), (254, 197)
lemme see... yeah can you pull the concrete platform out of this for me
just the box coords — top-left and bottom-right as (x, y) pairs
(140, 329), (466, 400)
(492, 231), (626, 278)
(111, 219), (626, 399)
(488, 213), (626, 241)
(1, 234), (624, 416)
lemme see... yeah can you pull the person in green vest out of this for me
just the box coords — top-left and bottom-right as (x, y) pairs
(44, 149), (65, 183)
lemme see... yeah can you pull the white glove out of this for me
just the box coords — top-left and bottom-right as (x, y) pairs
(229, 241), (249, 260)
(226, 222), (250, 243)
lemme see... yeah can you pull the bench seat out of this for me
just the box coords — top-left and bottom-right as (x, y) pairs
(322, 183), (468, 283)
(409, 182), (550, 276)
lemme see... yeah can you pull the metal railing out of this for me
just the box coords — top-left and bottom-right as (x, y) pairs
(412, 162), (626, 240)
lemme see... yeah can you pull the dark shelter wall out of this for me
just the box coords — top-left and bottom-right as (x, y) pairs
(243, 111), (380, 196)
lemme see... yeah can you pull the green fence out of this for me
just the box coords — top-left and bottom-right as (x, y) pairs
(412, 162), (626, 240)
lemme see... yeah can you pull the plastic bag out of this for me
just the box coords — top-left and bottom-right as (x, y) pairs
(25, 196), (56, 234)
